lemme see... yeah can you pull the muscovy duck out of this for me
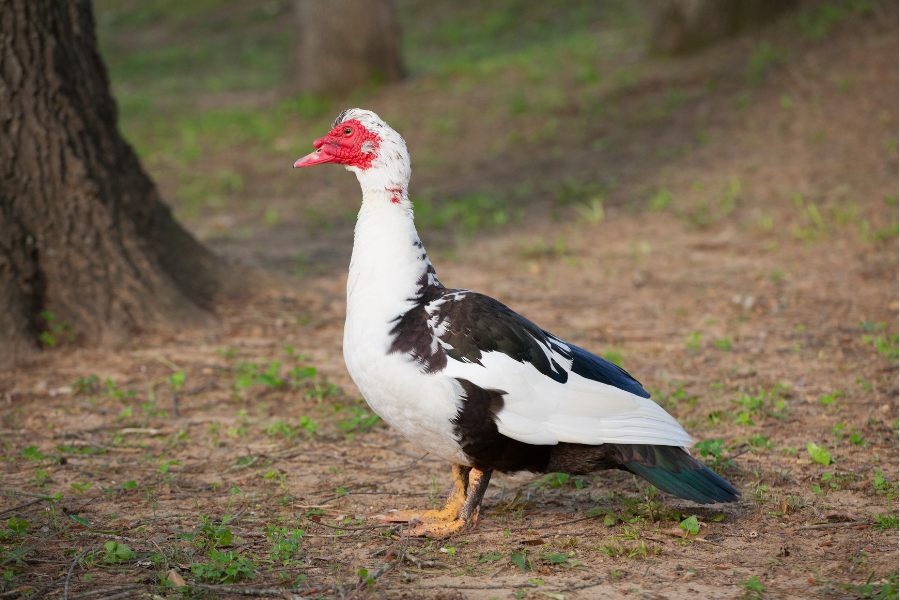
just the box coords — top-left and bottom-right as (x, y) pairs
(293, 109), (739, 538)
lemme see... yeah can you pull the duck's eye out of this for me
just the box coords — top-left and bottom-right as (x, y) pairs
(343, 127), (353, 136)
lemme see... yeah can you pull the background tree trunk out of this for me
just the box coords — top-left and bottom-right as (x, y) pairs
(650, 0), (798, 54)
(287, 0), (404, 95)
(0, 0), (244, 368)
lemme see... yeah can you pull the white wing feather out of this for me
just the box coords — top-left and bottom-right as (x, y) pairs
(442, 347), (694, 448)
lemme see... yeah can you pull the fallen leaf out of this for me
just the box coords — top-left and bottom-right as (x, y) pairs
(825, 511), (861, 522)
(521, 538), (546, 546)
(167, 569), (186, 587)
(819, 541), (833, 547)
(808, 578), (818, 585)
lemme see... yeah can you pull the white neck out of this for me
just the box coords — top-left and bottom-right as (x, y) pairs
(346, 184), (439, 329)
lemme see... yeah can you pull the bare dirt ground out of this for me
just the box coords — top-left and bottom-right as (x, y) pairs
(1, 3), (898, 599)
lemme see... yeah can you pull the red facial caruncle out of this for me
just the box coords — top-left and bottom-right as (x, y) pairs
(293, 119), (381, 171)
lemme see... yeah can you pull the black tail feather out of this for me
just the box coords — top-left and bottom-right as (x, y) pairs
(614, 444), (740, 504)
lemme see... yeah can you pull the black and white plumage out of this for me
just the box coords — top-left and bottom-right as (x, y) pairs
(294, 109), (739, 536)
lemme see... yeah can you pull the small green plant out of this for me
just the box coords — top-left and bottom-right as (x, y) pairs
(859, 322), (898, 362)
(872, 471), (899, 500)
(235, 361), (283, 389)
(167, 371), (186, 393)
(835, 572), (898, 600)
(510, 552), (531, 572)
(105, 378), (137, 401)
(191, 549), (255, 583)
(157, 455), (181, 474)
(872, 512), (899, 530)
(714, 336), (732, 351)
(731, 384), (789, 426)
(6, 517), (28, 536)
(685, 332), (701, 351)
(748, 41), (786, 85)
(574, 197), (604, 223)
(37, 311), (74, 346)
(648, 188), (672, 212)
(820, 390), (843, 405)
(267, 526), (307, 565)
(71, 481), (95, 494)
(72, 374), (99, 394)
(695, 438), (735, 473)
(478, 551), (503, 562)
(334, 404), (380, 433)
(102, 541), (134, 563)
(678, 515), (699, 535)
(806, 442), (832, 466)
(738, 575), (765, 599)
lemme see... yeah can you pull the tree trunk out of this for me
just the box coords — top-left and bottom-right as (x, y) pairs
(287, 0), (404, 95)
(0, 0), (243, 368)
(650, 0), (798, 54)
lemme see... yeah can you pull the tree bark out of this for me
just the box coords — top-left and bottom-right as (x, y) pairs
(287, 0), (404, 95)
(650, 0), (798, 54)
(0, 0), (243, 368)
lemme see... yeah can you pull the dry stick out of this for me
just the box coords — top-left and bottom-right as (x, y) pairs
(350, 524), (410, 597)
(77, 532), (148, 544)
(65, 586), (141, 600)
(0, 525), (71, 568)
(479, 514), (596, 534)
(797, 521), (870, 530)
(0, 497), (45, 517)
(411, 584), (539, 590)
(63, 548), (93, 600)
(183, 583), (289, 597)
(307, 520), (397, 533)
(89, 591), (141, 600)
(557, 577), (604, 593)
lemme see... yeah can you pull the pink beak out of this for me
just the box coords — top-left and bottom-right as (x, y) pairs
(293, 138), (336, 168)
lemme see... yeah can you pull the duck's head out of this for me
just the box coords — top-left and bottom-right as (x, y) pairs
(294, 108), (411, 193)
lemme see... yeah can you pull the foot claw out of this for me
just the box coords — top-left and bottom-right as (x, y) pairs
(409, 516), (477, 539)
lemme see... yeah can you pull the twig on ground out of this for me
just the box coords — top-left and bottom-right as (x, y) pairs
(90, 591), (141, 600)
(0, 525), (72, 567)
(77, 532), (148, 544)
(797, 521), (870, 530)
(66, 586), (141, 600)
(356, 442), (442, 462)
(308, 520), (397, 533)
(410, 583), (539, 590)
(154, 355), (182, 372)
(64, 548), (93, 600)
(0, 497), (45, 517)
(478, 515), (595, 534)
(490, 561), (509, 578)
(185, 583), (290, 596)
(350, 523), (409, 596)
(402, 554), (450, 570)
(7, 580), (62, 600)
(556, 577), (604, 592)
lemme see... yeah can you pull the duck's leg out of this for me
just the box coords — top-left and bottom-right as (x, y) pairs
(410, 467), (493, 539)
(373, 464), (470, 523)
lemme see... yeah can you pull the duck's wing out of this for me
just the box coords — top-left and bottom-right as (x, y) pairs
(391, 289), (693, 448)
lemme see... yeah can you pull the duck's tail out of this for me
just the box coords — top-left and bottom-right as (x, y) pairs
(613, 444), (740, 504)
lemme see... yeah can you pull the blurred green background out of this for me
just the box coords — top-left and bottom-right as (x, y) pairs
(93, 0), (897, 275)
